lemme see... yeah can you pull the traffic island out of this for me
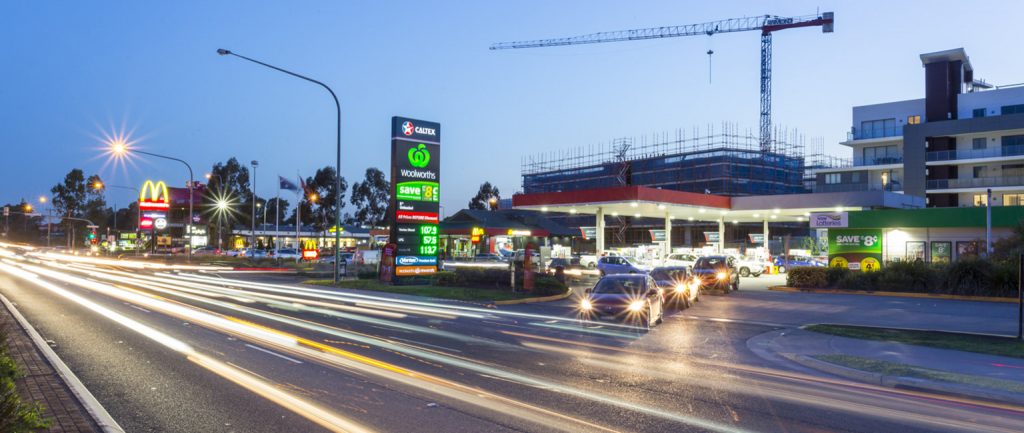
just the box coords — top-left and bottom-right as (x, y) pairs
(304, 278), (572, 305)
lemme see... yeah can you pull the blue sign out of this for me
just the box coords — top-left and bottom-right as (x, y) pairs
(396, 256), (438, 266)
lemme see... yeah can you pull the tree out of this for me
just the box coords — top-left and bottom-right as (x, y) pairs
(350, 168), (390, 227)
(2, 200), (42, 243)
(83, 174), (111, 232)
(203, 158), (252, 245)
(51, 169), (87, 247)
(468, 182), (501, 210)
(264, 197), (290, 226)
(305, 166), (347, 231)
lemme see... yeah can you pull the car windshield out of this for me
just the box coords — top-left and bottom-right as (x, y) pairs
(592, 277), (646, 294)
(694, 257), (725, 269)
(650, 269), (686, 281)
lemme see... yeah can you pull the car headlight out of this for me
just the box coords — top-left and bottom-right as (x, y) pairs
(716, 272), (727, 280)
(675, 284), (686, 293)
(580, 299), (592, 310)
(628, 300), (645, 311)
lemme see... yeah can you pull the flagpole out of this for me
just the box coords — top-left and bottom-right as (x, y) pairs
(296, 173), (301, 251)
(275, 182), (280, 250)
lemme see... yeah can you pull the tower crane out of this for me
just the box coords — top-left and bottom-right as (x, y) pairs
(490, 12), (834, 154)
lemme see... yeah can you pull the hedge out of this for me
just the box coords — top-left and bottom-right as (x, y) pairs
(430, 269), (567, 296)
(785, 260), (1018, 298)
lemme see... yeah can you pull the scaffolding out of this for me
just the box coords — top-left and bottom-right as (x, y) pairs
(521, 122), (816, 196)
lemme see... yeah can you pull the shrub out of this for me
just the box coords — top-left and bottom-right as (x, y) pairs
(432, 271), (463, 286)
(942, 260), (993, 296)
(825, 266), (851, 286)
(786, 267), (829, 288)
(0, 331), (50, 432)
(529, 275), (569, 296)
(836, 271), (879, 291)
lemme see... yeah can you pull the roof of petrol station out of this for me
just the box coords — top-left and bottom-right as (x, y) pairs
(512, 186), (924, 223)
(440, 209), (579, 237)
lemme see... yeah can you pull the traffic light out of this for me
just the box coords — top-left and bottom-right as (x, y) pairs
(88, 229), (98, 245)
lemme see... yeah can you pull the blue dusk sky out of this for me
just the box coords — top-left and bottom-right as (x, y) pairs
(2, 1), (1022, 213)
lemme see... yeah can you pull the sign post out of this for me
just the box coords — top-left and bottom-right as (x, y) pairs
(389, 117), (441, 282)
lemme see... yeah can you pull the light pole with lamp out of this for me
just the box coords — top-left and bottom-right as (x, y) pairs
(93, 182), (143, 255)
(217, 48), (344, 283)
(39, 196), (51, 247)
(250, 160), (259, 258)
(109, 141), (195, 263)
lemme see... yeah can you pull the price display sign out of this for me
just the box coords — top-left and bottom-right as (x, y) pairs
(390, 117), (441, 278)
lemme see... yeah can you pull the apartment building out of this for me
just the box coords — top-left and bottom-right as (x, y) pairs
(814, 48), (1024, 208)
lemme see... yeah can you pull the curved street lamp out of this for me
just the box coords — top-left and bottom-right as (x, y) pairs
(217, 48), (344, 283)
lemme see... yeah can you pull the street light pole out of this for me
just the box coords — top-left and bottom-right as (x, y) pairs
(218, 48), (343, 283)
(251, 160), (259, 258)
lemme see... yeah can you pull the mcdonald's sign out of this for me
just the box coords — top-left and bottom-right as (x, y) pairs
(139, 180), (171, 211)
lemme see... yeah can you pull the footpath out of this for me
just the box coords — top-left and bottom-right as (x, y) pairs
(1, 297), (112, 432)
(750, 327), (1024, 405)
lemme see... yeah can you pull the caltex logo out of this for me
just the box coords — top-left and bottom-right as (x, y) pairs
(402, 121), (414, 136)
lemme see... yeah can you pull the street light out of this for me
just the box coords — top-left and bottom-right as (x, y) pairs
(109, 140), (196, 263)
(218, 48), (344, 283)
(94, 183), (143, 255)
(251, 160), (259, 257)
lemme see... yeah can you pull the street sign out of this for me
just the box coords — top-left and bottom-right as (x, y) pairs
(390, 116), (441, 280)
(154, 218), (168, 230)
(3, 206), (8, 217)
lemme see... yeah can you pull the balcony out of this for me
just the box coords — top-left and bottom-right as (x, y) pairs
(927, 176), (1024, 190)
(847, 125), (903, 141)
(853, 155), (903, 166)
(926, 144), (1024, 162)
(813, 183), (887, 193)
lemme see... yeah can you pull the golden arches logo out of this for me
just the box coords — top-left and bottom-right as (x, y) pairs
(139, 180), (170, 204)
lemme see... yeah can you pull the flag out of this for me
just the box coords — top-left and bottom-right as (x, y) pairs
(279, 176), (299, 192)
(299, 176), (307, 192)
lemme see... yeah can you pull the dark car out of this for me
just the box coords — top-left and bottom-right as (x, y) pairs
(580, 274), (664, 328)
(690, 255), (739, 292)
(649, 266), (699, 308)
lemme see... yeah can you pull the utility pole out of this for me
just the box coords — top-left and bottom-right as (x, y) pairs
(251, 160), (259, 257)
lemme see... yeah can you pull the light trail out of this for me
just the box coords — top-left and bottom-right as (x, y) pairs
(0, 261), (373, 433)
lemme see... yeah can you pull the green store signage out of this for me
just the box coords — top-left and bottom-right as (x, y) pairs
(396, 181), (440, 202)
(827, 228), (882, 272)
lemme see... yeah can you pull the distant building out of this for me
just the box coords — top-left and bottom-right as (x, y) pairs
(812, 48), (1024, 208)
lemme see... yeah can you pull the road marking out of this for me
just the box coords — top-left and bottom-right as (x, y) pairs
(128, 305), (151, 313)
(682, 314), (789, 328)
(244, 343), (303, 364)
(390, 336), (463, 353)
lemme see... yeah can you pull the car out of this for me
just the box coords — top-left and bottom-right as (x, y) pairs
(579, 251), (619, 269)
(473, 253), (505, 263)
(734, 255), (769, 277)
(690, 255), (739, 292)
(649, 266), (698, 308)
(224, 248), (248, 257)
(320, 252), (354, 265)
(662, 253), (699, 270)
(546, 258), (573, 274)
(270, 249), (301, 260)
(596, 256), (648, 276)
(192, 246), (221, 256)
(773, 254), (825, 273)
(580, 274), (664, 328)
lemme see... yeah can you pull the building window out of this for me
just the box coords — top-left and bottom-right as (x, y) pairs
(1004, 194), (1024, 206)
(973, 194), (988, 206)
(973, 108), (986, 118)
(863, 145), (898, 164)
(972, 137), (986, 150)
(1003, 164), (1024, 177)
(907, 115), (921, 125)
(1003, 135), (1024, 148)
(824, 173), (841, 184)
(973, 166), (987, 178)
(851, 172), (860, 182)
(860, 118), (897, 139)
(1002, 104), (1024, 115)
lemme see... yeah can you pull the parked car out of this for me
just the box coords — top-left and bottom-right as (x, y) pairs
(773, 254), (825, 273)
(580, 251), (619, 269)
(546, 258), (573, 274)
(649, 266), (698, 308)
(473, 253), (506, 263)
(596, 256), (648, 276)
(662, 253), (699, 270)
(270, 248), (301, 260)
(734, 256), (769, 277)
(580, 274), (664, 328)
(320, 252), (354, 265)
(690, 255), (739, 292)
(192, 246), (221, 256)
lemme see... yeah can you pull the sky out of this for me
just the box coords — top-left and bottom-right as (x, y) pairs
(2, 0), (1023, 215)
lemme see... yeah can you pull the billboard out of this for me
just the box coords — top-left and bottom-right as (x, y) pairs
(827, 228), (882, 272)
(139, 180), (170, 231)
(390, 117), (441, 279)
(810, 212), (848, 228)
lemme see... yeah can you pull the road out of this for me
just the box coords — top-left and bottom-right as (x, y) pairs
(0, 248), (1021, 433)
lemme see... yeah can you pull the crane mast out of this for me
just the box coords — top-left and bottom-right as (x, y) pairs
(491, 12), (834, 154)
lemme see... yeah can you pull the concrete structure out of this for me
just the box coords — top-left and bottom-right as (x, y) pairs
(813, 48), (1024, 208)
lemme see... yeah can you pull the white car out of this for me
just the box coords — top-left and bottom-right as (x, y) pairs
(734, 256), (769, 277)
(662, 253), (699, 270)
(270, 249), (301, 260)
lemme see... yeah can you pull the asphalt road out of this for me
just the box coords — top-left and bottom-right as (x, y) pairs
(0, 249), (1021, 433)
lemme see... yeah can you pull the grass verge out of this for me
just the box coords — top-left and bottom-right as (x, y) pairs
(304, 279), (557, 302)
(805, 324), (1024, 359)
(0, 329), (50, 432)
(815, 354), (1024, 394)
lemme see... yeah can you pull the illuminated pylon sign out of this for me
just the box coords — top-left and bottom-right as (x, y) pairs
(139, 180), (170, 230)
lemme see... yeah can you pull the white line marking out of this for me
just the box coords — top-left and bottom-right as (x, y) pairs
(244, 343), (303, 364)
(128, 305), (151, 313)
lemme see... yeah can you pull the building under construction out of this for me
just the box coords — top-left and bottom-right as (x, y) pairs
(522, 123), (809, 197)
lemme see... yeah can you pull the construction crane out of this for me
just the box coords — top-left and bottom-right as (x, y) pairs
(490, 12), (834, 154)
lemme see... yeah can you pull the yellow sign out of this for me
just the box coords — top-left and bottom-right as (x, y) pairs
(507, 229), (531, 236)
(139, 180), (171, 211)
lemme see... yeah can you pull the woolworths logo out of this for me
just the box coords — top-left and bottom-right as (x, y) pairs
(408, 144), (430, 168)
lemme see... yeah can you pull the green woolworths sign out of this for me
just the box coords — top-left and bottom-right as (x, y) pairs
(827, 228), (883, 272)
